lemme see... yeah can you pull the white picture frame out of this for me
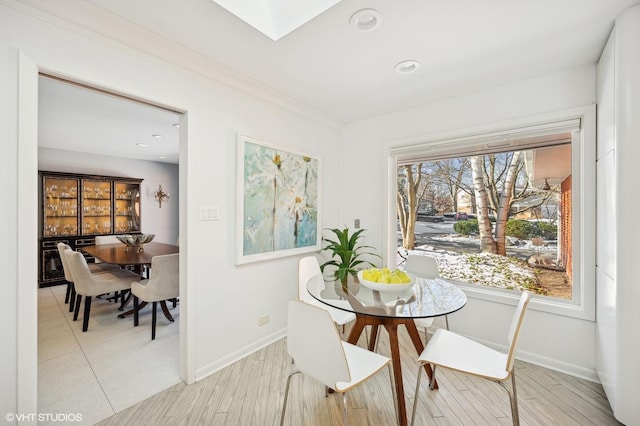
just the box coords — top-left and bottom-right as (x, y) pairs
(235, 133), (321, 264)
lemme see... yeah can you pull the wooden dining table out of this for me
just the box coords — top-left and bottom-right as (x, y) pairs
(307, 274), (467, 426)
(83, 241), (179, 271)
(82, 241), (179, 319)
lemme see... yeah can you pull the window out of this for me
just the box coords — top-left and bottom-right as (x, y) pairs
(386, 107), (595, 320)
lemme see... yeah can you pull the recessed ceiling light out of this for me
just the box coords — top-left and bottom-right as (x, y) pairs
(136, 143), (148, 147)
(172, 123), (180, 128)
(394, 60), (420, 74)
(152, 134), (165, 139)
(350, 9), (382, 32)
(157, 155), (167, 159)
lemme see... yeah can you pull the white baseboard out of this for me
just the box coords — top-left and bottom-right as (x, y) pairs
(195, 328), (287, 382)
(515, 349), (599, 383)
(465, 333), (600, 383)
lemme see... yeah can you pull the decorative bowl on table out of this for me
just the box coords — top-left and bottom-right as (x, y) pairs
(357, 269), (416, 293)
(116, 234), (155, 252)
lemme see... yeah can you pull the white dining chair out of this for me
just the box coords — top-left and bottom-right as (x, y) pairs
(410, 291), (531, 426)
(57, 242), (120, 312)
(403, 254), (448, 342)
(281, 299), (398, 426)
(298, 256), (356, 334)
(64, 249), (140, 332)
(131, 253), (179, 340)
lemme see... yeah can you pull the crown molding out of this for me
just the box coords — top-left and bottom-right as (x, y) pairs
(2, 0), (345, 130)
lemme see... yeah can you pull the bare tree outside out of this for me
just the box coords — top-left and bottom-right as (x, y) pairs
(431, 159), (471, 212)
(470, 155), (497, 252)
(474, 152), (559, 255)
(397, 163), (423, 249)
(396, 143), (571, 298)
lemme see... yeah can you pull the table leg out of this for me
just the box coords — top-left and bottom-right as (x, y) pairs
(121, 299), (174, 321)
(346, 316), (436, 426)
(404, 319), (438, 390)
(118, 301), (147, 318)
(384, 321), (407, 426)
(160, 300), (174, 322)
(118, 290), (132, 311)
(346, 316), (407, 425)
(368, 324), (380, 351)
(133, 296), (139, 326)
(346, 315), (368, 345)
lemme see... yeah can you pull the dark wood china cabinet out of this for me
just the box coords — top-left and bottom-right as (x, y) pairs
(39, 171), (143, 287)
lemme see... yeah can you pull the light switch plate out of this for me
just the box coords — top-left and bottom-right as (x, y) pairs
(200, 205), (219, 221)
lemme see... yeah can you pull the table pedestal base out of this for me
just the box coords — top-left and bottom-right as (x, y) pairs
(347, 315), (436, 426)
(118, 300), (174, 322)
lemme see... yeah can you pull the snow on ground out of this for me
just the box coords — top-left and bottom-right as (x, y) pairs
(398, 245), (537, 292)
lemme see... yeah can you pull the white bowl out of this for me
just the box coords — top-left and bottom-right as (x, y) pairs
(357, 270), (416, 293)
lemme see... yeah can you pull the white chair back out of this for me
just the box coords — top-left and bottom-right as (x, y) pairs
(143, 253), (180, 301)
(95, 235), (122, 244)
(404, 255), (439, 278)
(64, 250), (96, 295)
(298, 256), (321, 302)
(506, 291), (530, 372)
(405, 255), (446, 332)
(94, 235), (123, 263)
(287, 300), (351, 389)
(57, 243), (74, 282)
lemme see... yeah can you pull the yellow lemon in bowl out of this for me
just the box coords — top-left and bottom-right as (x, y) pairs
(358, 268), (415, 293)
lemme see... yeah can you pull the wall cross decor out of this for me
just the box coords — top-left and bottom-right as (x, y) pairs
(154, 185), (170, 207)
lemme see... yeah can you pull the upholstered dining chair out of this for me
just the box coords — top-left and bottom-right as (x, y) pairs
(130, 253), (179, 340)
(298, 256), (356, 335)
(57, 242), (120, 312)
(403, 254), (448, 342)
(280, 300), (398, 426)
(64, 249), (140, 332)
(410, 291), (531, 426)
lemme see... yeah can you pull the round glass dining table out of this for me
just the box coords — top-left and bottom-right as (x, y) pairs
(307, 274), (467, 426)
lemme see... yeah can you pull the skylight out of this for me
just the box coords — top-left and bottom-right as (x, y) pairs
(211, 0), (343, 41)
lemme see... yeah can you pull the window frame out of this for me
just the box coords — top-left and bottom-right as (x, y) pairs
(383, 105), (596, 320)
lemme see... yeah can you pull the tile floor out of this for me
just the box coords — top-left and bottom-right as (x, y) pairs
(38, 284), (181, 425)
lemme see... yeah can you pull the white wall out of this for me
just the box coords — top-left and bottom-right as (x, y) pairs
(1, 0), (626, 418)
(596, 25), (617, 417)
(38, 148), (179, 244)
(1, 2), (342, 417)
(341, 66), (599, 379)
(596, 5), (640, 425)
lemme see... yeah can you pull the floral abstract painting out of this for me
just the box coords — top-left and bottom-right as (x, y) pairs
(236, 134), (321, 264)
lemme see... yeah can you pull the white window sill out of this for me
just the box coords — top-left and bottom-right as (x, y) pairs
(455, 280), (595, 321)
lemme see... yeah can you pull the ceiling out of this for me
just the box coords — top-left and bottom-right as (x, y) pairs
(39, 76), (181, 164)
(33, 0), (638, 163)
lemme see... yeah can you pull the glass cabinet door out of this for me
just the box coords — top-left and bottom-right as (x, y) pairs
(81, 179), (112, 235)
(43, 176), (79, 237)
(114, 181), (141, 233)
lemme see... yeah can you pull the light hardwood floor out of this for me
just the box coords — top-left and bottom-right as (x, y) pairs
(97, 324), (621, 426)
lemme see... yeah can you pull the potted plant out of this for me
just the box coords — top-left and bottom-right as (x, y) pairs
(319, 227), (381, 284)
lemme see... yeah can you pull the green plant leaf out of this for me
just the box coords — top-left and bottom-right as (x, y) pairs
(319, 227), (381, 279)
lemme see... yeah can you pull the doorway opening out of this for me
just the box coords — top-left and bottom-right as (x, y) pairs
(37, 74), (184, 422)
